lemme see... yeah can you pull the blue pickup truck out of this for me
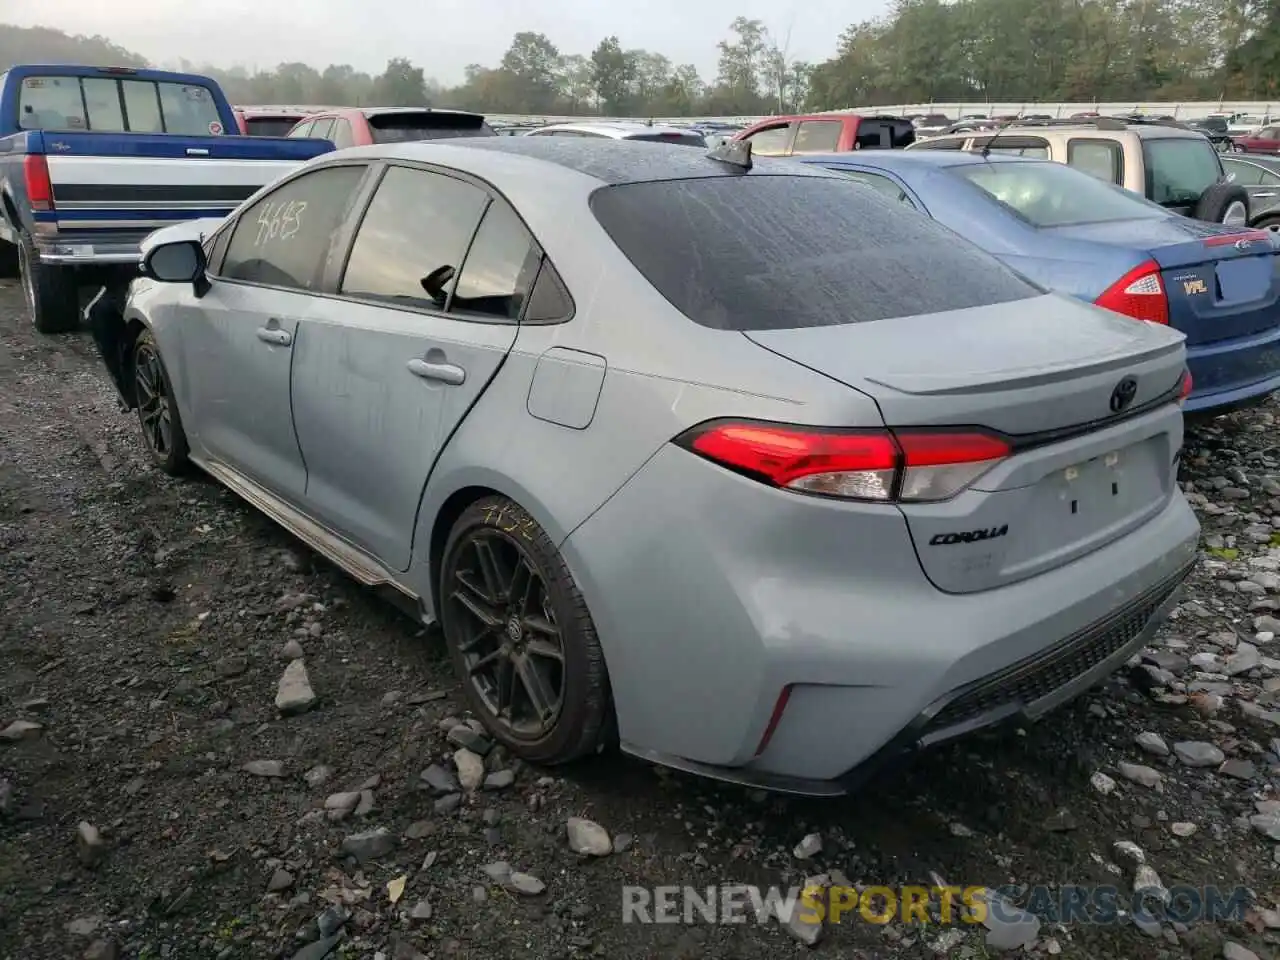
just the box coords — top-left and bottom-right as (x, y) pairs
(0, 64), (334, 333)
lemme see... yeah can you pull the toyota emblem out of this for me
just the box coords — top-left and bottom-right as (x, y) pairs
(1110, 376), (1138, 413)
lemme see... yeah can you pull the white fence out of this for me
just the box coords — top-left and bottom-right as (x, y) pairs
(239, 100), (1280, 128)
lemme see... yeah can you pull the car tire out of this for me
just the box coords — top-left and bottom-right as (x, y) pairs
(439, 494), (614, 766)
(1194, 182), (1250, 226)
(19, 239), (80, 334)
(0, 240), (18, 279)
(131, 328), (190, 476)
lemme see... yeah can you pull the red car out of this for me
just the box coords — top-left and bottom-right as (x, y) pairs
(234, 108), (310, 137)
(1232, 125), (1280, 155)
(286, 107), (493, 148)
(731, 113), (915, 157)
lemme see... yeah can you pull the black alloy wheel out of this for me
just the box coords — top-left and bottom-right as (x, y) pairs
(134, 340), (173, 458)
(439, 495), (613, 765)
(448, 529), (566, 739)
(131, 329), (189, 475)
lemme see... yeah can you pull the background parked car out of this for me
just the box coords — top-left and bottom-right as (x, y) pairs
(521, 121), (707, 145)
(732, 112), (915, 156)
(908, 119), (1250, 226)
(234, 107), (310, 137)
(1231, 124), (1280, 154)
(286, 107), (494, 147)
(797, 149), (1280, 415)
(1222, 154), (1280, 231)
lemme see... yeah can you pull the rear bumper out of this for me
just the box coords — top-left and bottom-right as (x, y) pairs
(627, 561), (1190, 796)
(1184, 324), (1280, 412)
(563, 442), (1201, 792)
(33, 231), (148, 269)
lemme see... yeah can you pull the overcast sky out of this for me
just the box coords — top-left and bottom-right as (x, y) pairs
(8, 0), (885, 85)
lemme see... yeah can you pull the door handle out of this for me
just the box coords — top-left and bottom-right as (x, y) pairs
(407, 358), (466, 385)
(1255, 191), (1276, 198)
(256, 327), (292, 346)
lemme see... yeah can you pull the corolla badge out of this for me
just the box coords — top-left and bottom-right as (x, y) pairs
(1110, 375), (1139, 413)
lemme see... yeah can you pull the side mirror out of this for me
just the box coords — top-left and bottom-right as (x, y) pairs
(143, 240), (205, 284)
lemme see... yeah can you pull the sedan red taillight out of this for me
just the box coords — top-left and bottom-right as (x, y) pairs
(675, 420), (1011, 503)
(1177, 369), (1193, 406)
(1095, 259), (1169, 325)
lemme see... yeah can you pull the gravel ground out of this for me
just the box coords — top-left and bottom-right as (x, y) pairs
(1, 282), (1279, 960)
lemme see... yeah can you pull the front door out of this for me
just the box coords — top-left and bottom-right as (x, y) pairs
(289, 164), (536, 570)
(187, 163), (371, 497)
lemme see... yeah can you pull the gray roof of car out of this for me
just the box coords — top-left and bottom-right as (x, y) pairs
(329, 136), (836, 186)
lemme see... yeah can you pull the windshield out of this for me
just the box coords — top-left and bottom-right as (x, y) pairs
(1143, 137), (1223, 207)
(590, 174), (1039, 331)
(368, 112), (495, 142)
(957, 160), (1168, 227)
(245, 117), (302, 137)
(19, 74), (224, 135)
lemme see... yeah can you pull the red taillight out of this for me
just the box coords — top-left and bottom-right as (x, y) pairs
(677, 420), (1011, 502)
(1095, 259), (1168, 325)
(1177, 369), (1193, 406)
(23, 155), (53, 212)
(754, 685), (793, 756)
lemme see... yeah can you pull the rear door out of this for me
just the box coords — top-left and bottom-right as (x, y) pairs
(289, 164), (528, 570)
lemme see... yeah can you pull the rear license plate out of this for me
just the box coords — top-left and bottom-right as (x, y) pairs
(1062, 448), (1135, 519)
(1215, 256), (1271, 304)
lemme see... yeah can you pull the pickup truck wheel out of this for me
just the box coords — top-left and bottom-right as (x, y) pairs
(0, 241), (17, 279)
(132, 329), (190, 476)
(19, 241), (80, 334)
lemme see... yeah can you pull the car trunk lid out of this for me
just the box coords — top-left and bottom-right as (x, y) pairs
(1048, 220), (1280, 345)
(745, 294), (1187, 593)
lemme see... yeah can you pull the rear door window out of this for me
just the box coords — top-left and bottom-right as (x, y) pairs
(220, 165), (368, 290)
(742, 124), (793, 156)
(792, 121), (842, 154)
(856, 119), (915, 149)
(340, 166), (488, 310)
(330, 119), (355, 148)
(367, 111), (495, 142)
(1144, 137), (1225, 206)
(310, 118), (336, 141)
(830, 169), (916, 206)
(449, 201), (541, 320)
(590, 173), (1038, 331)
(288, 121), (315, 138)
(1223, 158), (1266, 185)
(1067, 139), (1123, 183)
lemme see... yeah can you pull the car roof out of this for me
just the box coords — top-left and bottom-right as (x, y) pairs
(328, 136), (839, 187)
(525, 121), (696, 137)
(797, 150), (1036, 170)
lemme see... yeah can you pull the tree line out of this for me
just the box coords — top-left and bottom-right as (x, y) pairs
(3, 5), (1280, 121)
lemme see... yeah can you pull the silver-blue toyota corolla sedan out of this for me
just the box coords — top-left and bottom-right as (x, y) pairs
(87, 138), (1200, 795)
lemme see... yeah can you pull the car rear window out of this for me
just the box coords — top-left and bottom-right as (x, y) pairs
(590, 174), (1040, 331)
(245, 116), (302, 137)
(957, 160), (1166, 227)
(19, 74), (224, 135)
(625, 132), (707, 147)
(367, 111), (495, 142)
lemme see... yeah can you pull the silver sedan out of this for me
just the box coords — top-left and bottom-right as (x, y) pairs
(89, 138), (1199, 795)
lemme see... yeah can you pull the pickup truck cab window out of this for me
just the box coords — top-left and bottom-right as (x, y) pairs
(311, 118), (336, 141)
(331, 119), (355, 149)
(792, 121), (841, 154)
(289, 121), (315, 138)
(743, 124), (793, 156)
(220, 165), (368, 291)
(19, 73), (222, 134)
